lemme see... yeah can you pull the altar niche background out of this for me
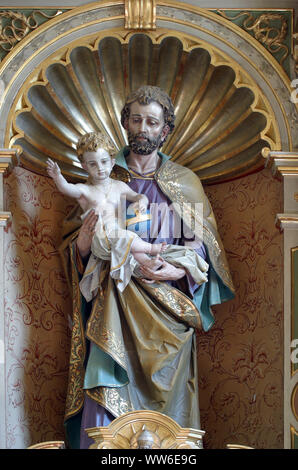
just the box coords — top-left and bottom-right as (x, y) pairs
(1, 1), (295, 449)
(3, 164), (283, 449)
(199, 171), (283, 449)
(4, 167), (74, 448)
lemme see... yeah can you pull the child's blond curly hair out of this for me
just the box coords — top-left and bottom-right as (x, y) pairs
(76, 132), (117, 162)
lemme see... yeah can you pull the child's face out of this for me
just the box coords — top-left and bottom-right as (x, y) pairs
(81, 148), (114, 183)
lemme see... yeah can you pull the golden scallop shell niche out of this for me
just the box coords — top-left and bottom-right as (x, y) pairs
(9, 31), (279, 184)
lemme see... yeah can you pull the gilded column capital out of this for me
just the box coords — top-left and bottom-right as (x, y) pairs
(0, 148), (17, 228)
(0, 148), (19, 174)
(125, 0), (156, 30)
(276, 213), (298, 231)
(0, 212), (11, 226)
(263, 148), (298, 179)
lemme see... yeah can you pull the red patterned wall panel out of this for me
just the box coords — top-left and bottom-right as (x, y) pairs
(4, 167), (74, 448)
(4, 166), (283, 449)
(198, 168), (283, 449)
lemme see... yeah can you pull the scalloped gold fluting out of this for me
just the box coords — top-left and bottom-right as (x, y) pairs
(8, 29), (279, 184)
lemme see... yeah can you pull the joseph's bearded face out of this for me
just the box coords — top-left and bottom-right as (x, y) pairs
(126, 101), (167, 155)
(127, 129), (164, 155)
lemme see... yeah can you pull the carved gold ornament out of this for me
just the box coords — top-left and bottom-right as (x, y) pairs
(85, 410), (205, 449)
(0, 9), (62, 53)
(217, 11), (289, 66)
(125, 0), (156, 30)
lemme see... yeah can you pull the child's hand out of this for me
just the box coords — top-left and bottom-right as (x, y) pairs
(47, 158), (61, 179)
(131, 200), (147, 214)
(131, 201), (140, 214)
(137, 195), (148, 214)
(139, 201), (147, 213)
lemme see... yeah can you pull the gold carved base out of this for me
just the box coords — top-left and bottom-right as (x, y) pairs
(85, 410), (205, 449)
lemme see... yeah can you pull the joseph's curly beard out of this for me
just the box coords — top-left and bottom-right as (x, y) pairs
(127, 131), (163, 155)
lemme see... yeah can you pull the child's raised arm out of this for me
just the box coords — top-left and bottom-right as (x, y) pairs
(46, 158), (84, 200)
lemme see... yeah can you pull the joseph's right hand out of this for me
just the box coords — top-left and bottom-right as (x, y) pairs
(76, 209), (98, 259)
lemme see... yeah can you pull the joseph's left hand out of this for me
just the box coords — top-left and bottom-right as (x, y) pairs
(139, 259), (186, 284)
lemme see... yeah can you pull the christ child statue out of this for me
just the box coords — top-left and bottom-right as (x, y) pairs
(47, 132), (167, 288)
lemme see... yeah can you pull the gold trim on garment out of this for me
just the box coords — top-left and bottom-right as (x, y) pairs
(156, 162), (220, 254)
(142, 280), (202, 330)
(155, 160), (235, 293)
(86, 387), (133, 418)
(156, 161), (221, 255)
(88, 319), (128, 370)
(110, 233), (135, 271)
(86, 278), (128, 371)
(129, 168), (155, 180)
(64, 241), (87, 421)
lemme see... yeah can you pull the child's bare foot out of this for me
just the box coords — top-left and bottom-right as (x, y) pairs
(150, 241), (167, 256)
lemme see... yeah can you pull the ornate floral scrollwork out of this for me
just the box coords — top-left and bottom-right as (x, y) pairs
(217, 10), (289, 66)
(0, 10), (62, 54)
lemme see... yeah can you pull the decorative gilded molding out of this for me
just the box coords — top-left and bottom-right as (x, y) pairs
(0, 9), (64, 61)
(291, 384), (298, 421)
(0, 3), (293, 148)
(215, 9), (291, 73)
(226, 444), (254, 449)
(0, 148), (19, 174)
(275, 214), (298, 231)
(0, 149), (17, 229)
(263, 148), (298, 178)
(125, 0), (156, 30)
(85, 410), (205, 449)
(27, 441), (65, 449)
(6, 28), (280, 184)
(292, 246), (298, 377)
(290, 425), (298, 449)
(0, 1), (295, 185)
(0, 212), (11, 226)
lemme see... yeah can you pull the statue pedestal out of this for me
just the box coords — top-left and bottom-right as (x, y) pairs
(85, 410), (205, 449)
